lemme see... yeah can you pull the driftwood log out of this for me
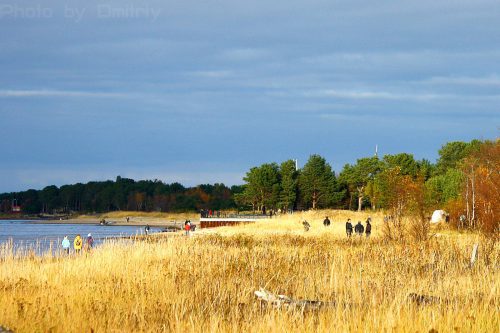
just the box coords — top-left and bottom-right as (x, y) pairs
(256, 288), (454, 310)
(0, 326), (14, 333)
(254, 288), (335, 310)
(407, 293), (444, 305)
(470, 243), (479, 268)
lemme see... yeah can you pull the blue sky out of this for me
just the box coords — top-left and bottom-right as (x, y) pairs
(1, 0), (499, 192)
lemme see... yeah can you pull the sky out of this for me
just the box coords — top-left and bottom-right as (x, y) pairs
(0, 0), (499, 192)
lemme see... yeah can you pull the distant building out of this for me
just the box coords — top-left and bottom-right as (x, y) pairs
(11, 199), (21, 212)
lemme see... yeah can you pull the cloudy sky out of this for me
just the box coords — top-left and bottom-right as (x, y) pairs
(1, 0), (499, 192)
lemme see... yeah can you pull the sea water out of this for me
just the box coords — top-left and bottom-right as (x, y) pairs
(0, 220), (161, 255)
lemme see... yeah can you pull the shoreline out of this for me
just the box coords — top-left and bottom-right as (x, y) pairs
(28, 218), (198, 227)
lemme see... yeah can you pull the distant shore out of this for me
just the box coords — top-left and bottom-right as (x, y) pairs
(1, 211), (201, 226)
(30, 217), (197, 227)
(0, 216), (197, 227)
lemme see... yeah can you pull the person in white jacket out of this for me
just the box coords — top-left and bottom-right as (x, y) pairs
(62, 236), (71, 255)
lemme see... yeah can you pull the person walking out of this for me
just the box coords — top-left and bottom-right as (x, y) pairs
(459, 214), (466, 227)
(86, 233), (94, 252)
(365, 219), (372, 237)
(62, 236), (71, 255)
(145, 224), (150, 235)
(302, 220), (311, 232)
(74, 234), (83, 254)
(345, 219), (353, 237)
(355, 221), (364, 236)
(184, 220), (191, 236)
(323, 216), (331, 227)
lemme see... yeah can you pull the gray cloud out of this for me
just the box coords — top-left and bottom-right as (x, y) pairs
(0, 89), (127, 98)
(422, 75), (500, 86)
(304, 89), (500, 102)
(0, 166), (245, 192)
(1, 0), (499, 191)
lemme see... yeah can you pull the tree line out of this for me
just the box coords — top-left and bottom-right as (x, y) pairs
(0, 176), (240, 215)
(1, 139), (498, 236)
(236, 139), (498, 235)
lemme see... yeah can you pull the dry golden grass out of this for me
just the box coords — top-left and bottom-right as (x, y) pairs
(211, 210), (382, 237)
(0, 210), (498, 332)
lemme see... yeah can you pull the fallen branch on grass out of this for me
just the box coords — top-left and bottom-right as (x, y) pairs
(407, 293), (444, 305)
(0, 325), (14, 333)
(255, 288), (457, 310)
(254, 288), (335, 310)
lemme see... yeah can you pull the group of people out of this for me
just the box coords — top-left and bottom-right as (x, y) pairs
(345, 218), (372, 237)
(200, 209), (224, 218)
(322, 216), (372, 238)
(61, 233), (94, 254)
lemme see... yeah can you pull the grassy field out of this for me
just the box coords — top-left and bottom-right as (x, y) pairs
(0, 210), (498, 332)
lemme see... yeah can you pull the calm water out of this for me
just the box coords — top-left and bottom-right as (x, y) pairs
(0, 220), (162, 254)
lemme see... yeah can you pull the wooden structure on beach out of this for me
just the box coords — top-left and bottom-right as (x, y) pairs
(199, 215), (268, 229)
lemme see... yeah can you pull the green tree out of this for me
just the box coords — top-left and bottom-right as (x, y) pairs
(417, 158), (435, 181)
(19, 189), (42, 214)
(339, 157), (382, 211)
(0, 198), (11, 213)
(60, 185), (78, 213)
(435, 140), (481, 175)
(279, 159), (298, 211)
(39, 185), (60, 214)
(426, 168), (464, 206)
(383, 153), (419, 177)
(96, 183), (115, 211)
(241, 163), (281, 213)
(299, 155), (338, 209)
(234, 185), (258, 212)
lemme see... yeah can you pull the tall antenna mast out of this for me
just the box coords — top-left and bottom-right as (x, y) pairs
(294, 159), (298, 171)
(375, 144), (378, 157)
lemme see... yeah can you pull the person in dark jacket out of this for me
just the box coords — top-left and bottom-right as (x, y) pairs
(86, 233), (94, 252)
(302, 220), (311, 232)
(323, 216), (331, 227)
(345, 219), (353, 237)
(365, 220), (372, 237)
(354, 221), (364, 236)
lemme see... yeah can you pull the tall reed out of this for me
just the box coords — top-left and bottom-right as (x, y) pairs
(0, 211), (498, 332)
